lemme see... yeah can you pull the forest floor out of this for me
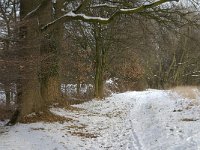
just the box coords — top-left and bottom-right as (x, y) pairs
(1, 88), (200, 150)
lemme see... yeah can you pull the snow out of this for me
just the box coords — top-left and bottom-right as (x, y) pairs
(91, 4), (117, 8)
(61, 84), (93, 95)
(41, 0), (177, 30)
(0, 91), (5, 103)
(65, 11), (109, 21)
(1, 89), (200, 150)
(120, 8), (137, 12)
(52, 0), (56, 4)
(61, 80), (116, 96)
(41, 11), (109, 30)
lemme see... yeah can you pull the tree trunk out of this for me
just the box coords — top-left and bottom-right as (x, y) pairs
(94, 25), (105, 99)
(77, 80), (81, 98)
(94, 31), (101, 98)
(94, 49), (105, 99)
(8, 0), (46, 124)
(5, 87), (11, 109)
(19, 74), (43, 117)
(40, 75), (61, 103)
(40, 0), (64, 103)
(97, 48), (106, 99)
(8, 0), (66, 125)
(3, 39), (11, 109)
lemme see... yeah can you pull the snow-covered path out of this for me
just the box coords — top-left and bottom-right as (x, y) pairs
(1, 89), (200, 150)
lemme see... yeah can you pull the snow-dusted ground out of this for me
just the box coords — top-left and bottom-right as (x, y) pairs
(1, 89), (200, 150)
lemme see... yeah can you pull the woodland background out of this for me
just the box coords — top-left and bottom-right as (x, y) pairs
(0, 0), (199, 124)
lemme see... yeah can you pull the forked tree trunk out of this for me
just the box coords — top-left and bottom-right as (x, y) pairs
(9, 0), (67, 125)
(8, 0), (53, 124)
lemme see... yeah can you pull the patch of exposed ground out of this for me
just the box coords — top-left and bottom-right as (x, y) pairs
(21, 111), (73, 124)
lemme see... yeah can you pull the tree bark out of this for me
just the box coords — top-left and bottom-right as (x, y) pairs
(77, 80), (81, 98)
(94, 25), (105, 99)
(5, 87), (11, 109)
(8, 0), (48, 124)
(40, 0), (64, 103)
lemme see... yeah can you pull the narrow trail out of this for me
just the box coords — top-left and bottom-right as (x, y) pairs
(1, 90), (200, 150)
(90, 101), (144, 150)
(128, 111), (143, 150)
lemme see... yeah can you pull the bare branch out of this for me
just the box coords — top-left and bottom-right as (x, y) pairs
(41, 0), (179, 31)
(22, 0), (49, 20)
(90, 4), (118, 9)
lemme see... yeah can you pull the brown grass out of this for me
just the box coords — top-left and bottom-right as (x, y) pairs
(52, 99), (88, 110)
(171, 86), (200, 100)
(67, 124), (87, 130)
(181, 118), (198, 122)
(67, 99), (89, 105)
(68, 131), (98, 138)
(20, 110), (73, 124)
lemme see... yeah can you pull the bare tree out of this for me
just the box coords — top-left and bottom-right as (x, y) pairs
(6, 0), (194, 124)
(0, 0), (19, 110)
